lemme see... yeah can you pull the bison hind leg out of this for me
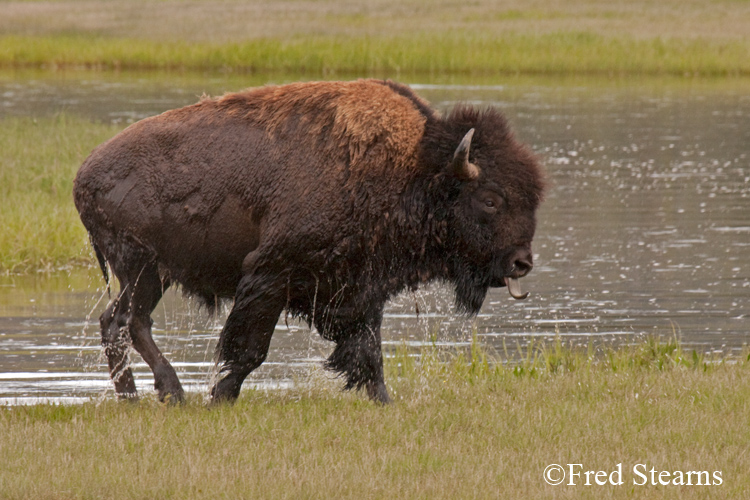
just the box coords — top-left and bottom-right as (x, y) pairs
(98, 239), (184, 403)
(324, 324), (391, 404)
(100, 296), (138, 400)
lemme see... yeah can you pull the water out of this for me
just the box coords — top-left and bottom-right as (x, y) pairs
(1, 72), (748, 403)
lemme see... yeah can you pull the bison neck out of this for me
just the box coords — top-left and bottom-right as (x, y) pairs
(345, 174), (457, 297)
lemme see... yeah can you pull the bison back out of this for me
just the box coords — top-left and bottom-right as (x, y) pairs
(73, 80), (430, 300)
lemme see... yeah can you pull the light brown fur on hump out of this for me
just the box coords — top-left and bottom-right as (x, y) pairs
(215, 80), (428, 179)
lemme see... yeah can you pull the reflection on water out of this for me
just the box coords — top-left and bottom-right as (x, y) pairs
(1, 72), (748, 403)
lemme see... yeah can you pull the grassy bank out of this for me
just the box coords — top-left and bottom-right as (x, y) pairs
(1, 340), (748, 499)
(0, 115), (123, 273)
(2, 0), (750, 76)
(2, 33), (749, 77)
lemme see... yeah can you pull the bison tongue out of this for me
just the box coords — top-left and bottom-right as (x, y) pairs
(503, 277), (530, 300)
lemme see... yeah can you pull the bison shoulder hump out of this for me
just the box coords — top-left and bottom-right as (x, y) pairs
(219, 80), (430, 176)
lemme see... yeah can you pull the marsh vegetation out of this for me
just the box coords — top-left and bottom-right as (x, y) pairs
(1, 0), (749, 75)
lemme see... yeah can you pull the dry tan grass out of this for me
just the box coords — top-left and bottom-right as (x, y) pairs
(3, 0), (749, 43)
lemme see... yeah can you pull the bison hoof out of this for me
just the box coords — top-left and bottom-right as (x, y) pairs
(159, 390), (185, 405)
(366, 381), (392, 405)
(208, 392), (235, 406)
(209, 379), (242, 405)
(155, 378), (185, 404)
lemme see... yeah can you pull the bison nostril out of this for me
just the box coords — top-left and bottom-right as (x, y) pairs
(511, 251), (533, 278)
(514, 259), (532, 277)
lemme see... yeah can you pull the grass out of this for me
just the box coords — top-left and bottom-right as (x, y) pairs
(1, 32), (749, 77)
(1, 0), (750, 76)
(1, 339), (748, 499)
(3, 0), (749, 43)
(0, 115), (123, 273)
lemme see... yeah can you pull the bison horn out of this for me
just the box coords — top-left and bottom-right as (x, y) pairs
(451, 128), (480, 180)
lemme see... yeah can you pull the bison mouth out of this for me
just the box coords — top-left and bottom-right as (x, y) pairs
(453, 247), (533, 315)
(503, 276), (529, 300)
(489, 247), (533, 300)
(488, 275), (529, 300)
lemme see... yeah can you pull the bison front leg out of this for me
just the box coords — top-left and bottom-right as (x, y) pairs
(323, 309), (391, 404)
(210, 273), (286, 403)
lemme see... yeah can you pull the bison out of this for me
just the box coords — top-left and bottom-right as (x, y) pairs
(73, 79), (544, 404)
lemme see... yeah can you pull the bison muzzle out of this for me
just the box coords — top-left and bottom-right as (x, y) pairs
(73, 79), (545, 404)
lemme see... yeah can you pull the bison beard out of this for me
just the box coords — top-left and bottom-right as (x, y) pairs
(73, 79), (544, 404)
(452, 263), (492, 316)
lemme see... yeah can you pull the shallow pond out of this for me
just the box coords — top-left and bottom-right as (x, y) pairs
(1, 72), (748, 403)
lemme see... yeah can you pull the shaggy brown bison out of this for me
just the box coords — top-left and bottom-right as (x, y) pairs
(73, 79), (544, 404)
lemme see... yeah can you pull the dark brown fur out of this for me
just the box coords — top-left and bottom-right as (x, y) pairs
(73, 79), (544, 404)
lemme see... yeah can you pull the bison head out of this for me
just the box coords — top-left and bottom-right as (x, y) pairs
(440, 108), (545, 315)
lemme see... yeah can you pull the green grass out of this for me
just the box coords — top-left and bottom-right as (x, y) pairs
(2, 32), (749, 76)
(0, 115), (124, 273)
(3, 0), (750, 76)
(1, 339), (748, 499)
(2, 0), (750, 76)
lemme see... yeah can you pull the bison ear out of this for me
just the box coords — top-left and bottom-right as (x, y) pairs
(451, 128), (480, 180)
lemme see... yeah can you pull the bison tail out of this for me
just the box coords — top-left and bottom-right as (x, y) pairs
(92, 240), (111, 296)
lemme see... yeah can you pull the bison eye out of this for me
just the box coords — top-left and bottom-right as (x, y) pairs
(471, 190), (503, 217)
(483, 198), (498, 214)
